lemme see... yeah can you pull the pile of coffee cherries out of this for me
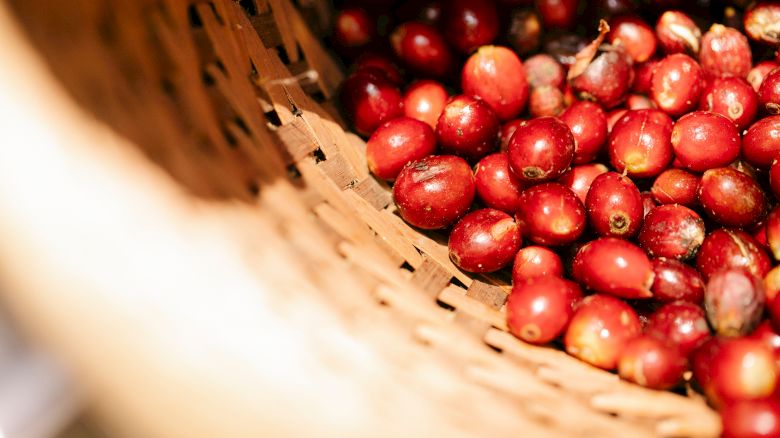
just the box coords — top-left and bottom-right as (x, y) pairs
(334, 0), (780, 435)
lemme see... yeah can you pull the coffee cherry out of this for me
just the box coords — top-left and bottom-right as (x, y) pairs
(639, 204), (705, 261)
(474, 152), (525, 213)
(512, 246), (564, 284)
(646, 301), (711, 356)
(403, 80), (448, 129)
(448, 209), (521, 273)
(671, 111), (741, 172)
(585, 172), (644, 239)
(651, 258), (705, 303)
(507, 117), (575, 183)
(696, 229), (772, 281)
(436, 95), (500, 160)
(366, 117), (437, 181)
(572, 237), (654, 299)
(516, 183), (586, 246)
(461, 46), (529, 120)
(507, 277), (582, 344)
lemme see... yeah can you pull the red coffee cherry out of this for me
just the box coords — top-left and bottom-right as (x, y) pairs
(696, 229), (772, 281)
(557, 163), (609, 205)
(639, 204), (705, 261)
(474, 152), (525, 214)
(442, 0), (499, 53)
(585, 172), (644, 239)
(655, 10), (701, 55)
(572, 237), (655, 299)
(699, 167), (767, 229)
(651, 168), (700, 207)
(461, 45), (529, 121)
(507, 117), (575, 183)
(646, 301), (711, 356)
(699, 24), (752, 79)
(403, 80), (448, 129)
(448, 209), (521, 273)
(507, 276), (582, 344)
(390, 22), (453, 77)
(699, 77), (759, 130)
(560, 101), (608, 165)
(436, 95), (500, 161)
(512, 246), (564, 284)
(516, 183), (586, 246)
(608, 109), (673, 178)
(671, 111), (740, 172)
(366, 117), (437, 181)
(608, 16), (657, 63)
(651, 54), (705, 117)
(339, 71), (403, 136)
(650, 258), (705, 303)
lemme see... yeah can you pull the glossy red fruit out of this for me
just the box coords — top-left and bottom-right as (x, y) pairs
(448, 209), (521, 273)
(572, 237), (654, 299)
(571, 50), (634, 109)
(515, 183), (586, 246)
(393, 155), (476, 229)
(699, 77), (759, 130)
(747, 60), (779, 92)
(705, 268), (765, 337)
(696, 229), (772, 280)
(626, 94), (656, 109)
(743, 116), (780, 169)
(474, 153), (525, 213)
(608, 16), (657, 63)
(462, 46), (529, 121)
(632, 58), (659, 94)
(506, 8), (542, 55)
(721, 399), (780, 438)
(639, 205), (705, 260)
(651, 54), (705, 117)
(390, 22), (453, 77)
(766, 207), (780, 260)
(671, 111), (741, 172)
(524, 54), (565, 89)
(759, 67), (780, 115)
(646, 301), (710, 356)
(403, 80), (448, 129)
(655, 10), (701, 55)
(366, 118), (437, 181)
(651, 169), (700, 207)
(744, 2), (780, 46)
(606, 108), (628, 133)
(339, 71), (404, 136)
(557, 163), (609, 205)
(436, 95), (500, 160)
(699, 24), (752, 79)
(771, 159), (780, 199)
(750, 320), (780, 364)
(512, 246), (564, 284)
(692, 337), (777, 407)
(354, 53), (403, 85)
(535, 0), (578, 28)
(528, 86), (565, 117)
(559, 101), (608, 165)
(564, 294), (643, 370)
(397, 0), (442, 26)
(507, 117), (575, 183)
(608, 109), (673, 178)
(651, 258), (705, 303)
(499, 119), (524, 151)
(618, 335), (687, 389)
(442, 0), (499, 53)
(507, 277), (582, 344)
(699, 167), (767, 228)
(585, 172), (644, 238)
(333, 8), (375, 48)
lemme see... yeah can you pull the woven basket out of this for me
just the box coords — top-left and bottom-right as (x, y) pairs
(0, 0), (721, 436)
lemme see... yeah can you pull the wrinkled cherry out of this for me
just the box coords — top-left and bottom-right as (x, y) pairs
(448, 209), (521, 273)
(436, 95), (500, 160)
(474, 152), (525, 213)
(572, 50), (634, 109)
(507, 117), (575, 183)
(507, 277), (582, 344)
(572, 237), (654, 299)
(671, 111), (740, 172)
(393, 155), (476, 229)
(705, 268), (765, 337)
(529, 86), (565, 117)
(524, 54), (565, 89)
(564, 294), (642, 370)
(585, 172), (644, 239)
(461, 46), (529, 121)
(516, 183), (586, 246)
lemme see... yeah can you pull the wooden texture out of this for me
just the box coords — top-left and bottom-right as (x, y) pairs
(0, 0), (721, 437)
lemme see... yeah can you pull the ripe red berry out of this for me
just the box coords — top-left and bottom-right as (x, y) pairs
(354, 53), (403, 85)
(743, 116), (780, 169)
(608, 109), (673, 178)
(572, 237), (654, 299)
(366, 117), (437, 181)
(699, 24), (752, 79)
(639, 204), (705, 261)
(557, 163), (609, 205)
(393, 155), (476, 229)
(564, 294), (642, 370)
(646, 301), (711, 356)
(397, 0), (442, 26)
(671, 111), (741, 172)
(474, 152), (525, 213)
(516, 183), (586, 246)
(507, 277), (582, 344)
(403, 80), (448, 129)
(749, 320), (780, 362)
(333, 8), (375, 49)
(442, 0), (499, 53)
(535, 0), (578, 29)
(390, 22), (453, 77)
(651, 168), (700, 207)
(448, 209), (521, 273)
(499, 119), (524, 151)
(511, 246), (564, 284)
(758, 67), (780, 115)
(632, 58), (659, 94)
(651, 258), (705, 303)
(699, 167), (767, 229)
(744, 2), (780, 46)
(507, 117), (575, 183)
(339, 71), (403, 136)
(721, 399), (780, 438)
(461, 46), (529, 120)
(696, 229), (772, 281)
(655, 10), (701, 55)
(618, 335), (687, 390)
(528, 86), (565, 117)
(651, 54), (705, 117)
(559, 101), (608, 165)
(608, 16), (657, 63)
(585, 172), (644, 239)
(747, 60), (779, 92)
(524, 54), (565, 89)
(436, 95), (500, 160)
(699, 77), (759, 131)
(705, 268), (765, 337)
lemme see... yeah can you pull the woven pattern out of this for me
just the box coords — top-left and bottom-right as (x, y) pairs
(7, 0), (721, 435)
